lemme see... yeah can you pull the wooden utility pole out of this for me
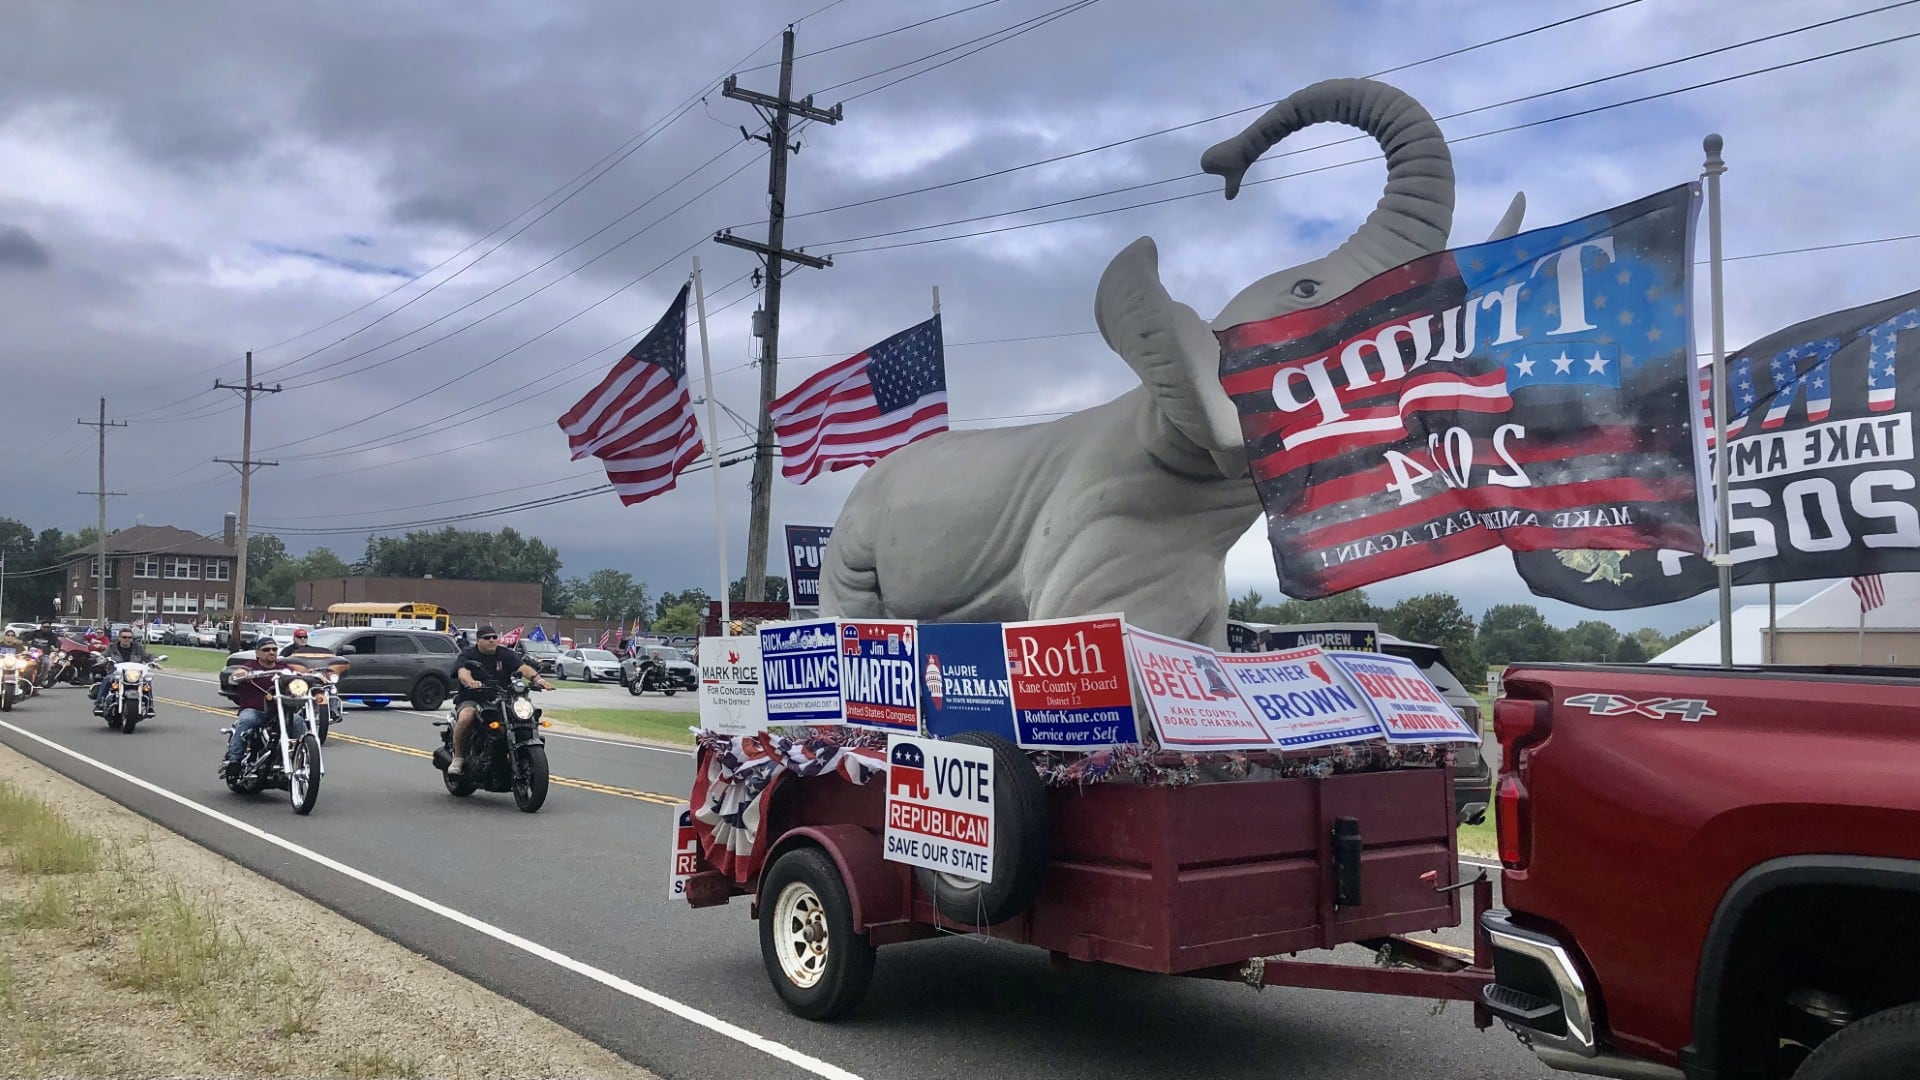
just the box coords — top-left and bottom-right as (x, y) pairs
(215, 351), (281, 645)
(76, 398), (127, 626)
(715, 25), (841, 602)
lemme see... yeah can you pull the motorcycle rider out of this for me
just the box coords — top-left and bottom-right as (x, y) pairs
(448, 626), (549, 777)
(21, 619), (59, 652)
(0, 628), (25, 653)
(92, 626), (153, 714)
(220, 640), (293, 779)
(281, 627), (348, 725)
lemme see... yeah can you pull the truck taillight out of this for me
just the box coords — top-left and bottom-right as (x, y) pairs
(1493, 698), (1550, 871)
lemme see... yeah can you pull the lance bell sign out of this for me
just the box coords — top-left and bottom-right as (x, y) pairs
(882, 736), (995, 883)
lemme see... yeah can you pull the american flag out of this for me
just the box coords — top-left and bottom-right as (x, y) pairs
(1852, 574), (1887, 613)
(598, 628), (612, 650)
(557, 283), (705, 506)
(770, 314), (948, 483)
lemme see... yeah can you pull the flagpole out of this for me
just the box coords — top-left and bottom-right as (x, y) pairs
(1704, 134), (1733, 668)
(692, 257), (730, 630)
(1857, 590), (1867, 664)
(1767, 583), (1776, 663)
(931, 285), (940, 316)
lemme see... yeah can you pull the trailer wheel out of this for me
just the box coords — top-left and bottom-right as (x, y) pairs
(1793, 1002), (1920, 1080)
(759, 847), (875, 1021)
(916, 730), (1050, 927)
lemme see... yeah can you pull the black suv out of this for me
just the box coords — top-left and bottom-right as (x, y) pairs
(220, 626), (462, 712)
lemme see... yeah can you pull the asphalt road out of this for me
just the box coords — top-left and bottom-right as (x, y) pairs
(0, 675), (1550, 1080)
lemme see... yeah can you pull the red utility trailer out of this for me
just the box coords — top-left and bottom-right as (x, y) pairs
(680, 736), (1496, 1020)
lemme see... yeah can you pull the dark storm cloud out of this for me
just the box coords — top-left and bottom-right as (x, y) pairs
(0, 224), (51, 268)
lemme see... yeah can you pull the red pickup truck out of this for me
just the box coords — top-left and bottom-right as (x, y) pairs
(1481, 662), (1920, 1080)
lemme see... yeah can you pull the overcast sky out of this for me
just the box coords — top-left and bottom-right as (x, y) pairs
(5, 0), (1916, 633)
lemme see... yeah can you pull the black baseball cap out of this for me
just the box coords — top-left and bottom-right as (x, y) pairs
(477, 625), (498, 638)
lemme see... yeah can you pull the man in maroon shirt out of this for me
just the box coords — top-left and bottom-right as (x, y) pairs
(221, 640), (293, 777)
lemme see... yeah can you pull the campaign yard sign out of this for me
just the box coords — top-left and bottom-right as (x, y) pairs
(1328, 650), (1480, 743)
(668, 806), (699, 900)
(1002, 614), (1138, 750)
(838, 619), (921, 734)
(882, 736), (994, 883)
(917, 622), (1017, 742)
(783, 524), (834, 609)
(1218, 645), (1386, 749)
(696, 635), (766, 737)
(1124, 624), (1274, 750)
(758, 619), (842, 725)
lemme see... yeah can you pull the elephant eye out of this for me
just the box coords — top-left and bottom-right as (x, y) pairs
(1291, 279), (1320, 299)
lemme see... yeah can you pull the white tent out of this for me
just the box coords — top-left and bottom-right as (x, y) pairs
(1775, 575), (1920, 631)
(1650, 603), (1785, 665)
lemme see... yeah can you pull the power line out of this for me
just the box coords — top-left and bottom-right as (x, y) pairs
(817, 24), (1920, 255)
(740, 0), (1009, 73)
(815, 0), (1101, 98)
(733, 0), (1649, 233)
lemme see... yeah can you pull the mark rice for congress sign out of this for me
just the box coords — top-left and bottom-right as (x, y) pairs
(1002, 615), (1138, 750)
(696, 635), (765, 737)
(1124, 624), (1274, 751)
(1328, 651), (1480, 743)
(883, 736), (994, 883)
(839, 619), (921, 734)
(758, 619), (842, 725)
(1218, 645), (1387, 749)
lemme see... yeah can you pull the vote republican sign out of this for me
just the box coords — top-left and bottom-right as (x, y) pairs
(1217, 645), (1385, 749)
(1002, 615), (1138, 750)
(1124, 624), (1273, 750)
(839, 619), (920, 733)
(1328, 651), (1479, 743)
(667, 806), (699, 900)
(882, 736), (994, 883)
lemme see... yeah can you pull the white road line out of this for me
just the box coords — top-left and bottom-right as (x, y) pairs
(0, 718), (861, 1080)
(395, 708), (697, 757)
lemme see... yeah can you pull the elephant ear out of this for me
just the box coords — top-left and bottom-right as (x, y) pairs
(1488, 191), (1526, 241)
(1095, 236), (1243, 455)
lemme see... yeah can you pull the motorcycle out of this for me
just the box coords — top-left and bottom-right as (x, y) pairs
(219, 669), (325, 815)
(624, 657), (678, 696)
(430, 677), (551, 813)
(98, 656), (166, 733)
(0, 648), (32, 712)
(36, 639), (92, 688)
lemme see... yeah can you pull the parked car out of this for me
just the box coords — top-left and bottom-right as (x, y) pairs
(1482, 661), (1920, 1080)
(1376, 633), (1490, 824)
(556, 647), (624, 682)
(219, 626), (461, 711)
(517, 638), (562, 675)
(620, 645), (697, 693)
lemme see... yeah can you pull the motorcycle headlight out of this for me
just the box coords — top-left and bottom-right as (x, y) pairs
(510, 697), (534, 721)
(286, 677), (310, 697)
(324, 672), (339, 684)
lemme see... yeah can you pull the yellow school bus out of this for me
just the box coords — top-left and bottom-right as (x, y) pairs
(325, 602), (452, 632)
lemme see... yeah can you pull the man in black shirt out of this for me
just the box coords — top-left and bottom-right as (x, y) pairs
(449, 626), (549, 776)
(91, 626), (153, 713)
(21, 619), (59, 651)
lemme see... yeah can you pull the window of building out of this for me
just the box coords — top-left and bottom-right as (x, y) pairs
(204, 593), (229, 612)
(205, 559), (231, 581)
(162, 593), (200, 616)
(134, 557), (161, 579)
(165, 558), (200, 580)
(131, 591), (156, 615)
(86, 556), (104, 579)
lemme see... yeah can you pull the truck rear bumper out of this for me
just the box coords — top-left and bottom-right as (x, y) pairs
(1480, 909), (1598, 1056)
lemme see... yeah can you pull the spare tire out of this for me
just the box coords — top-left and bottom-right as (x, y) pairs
(914, 731), (1049, 926)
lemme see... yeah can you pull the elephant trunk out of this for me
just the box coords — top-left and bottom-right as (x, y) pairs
(1201, 77), (1453, 279)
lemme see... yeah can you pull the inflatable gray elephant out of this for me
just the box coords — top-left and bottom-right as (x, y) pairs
(818, 78), (1526, 648)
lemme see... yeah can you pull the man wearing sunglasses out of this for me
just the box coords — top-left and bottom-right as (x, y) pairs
(220, 640), (293, 779)
(449, 626), (550, 777)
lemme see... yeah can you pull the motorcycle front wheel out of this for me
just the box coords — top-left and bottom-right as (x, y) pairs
(513, 745), (549, 813)
(289, 733), (321, 815)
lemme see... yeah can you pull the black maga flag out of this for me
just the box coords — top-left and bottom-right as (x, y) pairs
(1515, 284), (1920, 609)
(1218, 184), (1707, 600)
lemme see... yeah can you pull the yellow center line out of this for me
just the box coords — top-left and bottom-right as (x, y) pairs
(157, 697), (682, 807)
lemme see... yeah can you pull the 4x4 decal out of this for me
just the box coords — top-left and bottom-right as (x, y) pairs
(1563, 693), (1717, 723)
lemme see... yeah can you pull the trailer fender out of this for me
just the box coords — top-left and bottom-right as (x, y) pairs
(760, 825), (906, 933)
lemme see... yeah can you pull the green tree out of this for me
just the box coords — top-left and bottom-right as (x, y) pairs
(582, 569), (649, 621)
(655, 588), (710, 622)
(1228, 588), (1266, 621)
(1381, 592), (1481, 678)
(653, 601), (705, 636)
(361, 526), (565, 610)
(1271, 589), (1382, 626)
(253, 545), (352, 608)
(1628, 626), (1671, 656)
(1613, 635), (1650, 663)
(1562, 619), (1624, 662)
(246, 533), (289, 604)
(1478, 603), (1565, 665)
(729, 574), (789, 602)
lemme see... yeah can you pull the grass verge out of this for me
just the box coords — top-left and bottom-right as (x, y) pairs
(542, 706), (696, 746)
(147, 645), (232, 674)
(1458, 812), (1497, 860)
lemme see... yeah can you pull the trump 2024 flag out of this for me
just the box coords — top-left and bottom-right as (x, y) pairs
(1217, 183), (1708, 599)
(770, 314), (948, 483)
